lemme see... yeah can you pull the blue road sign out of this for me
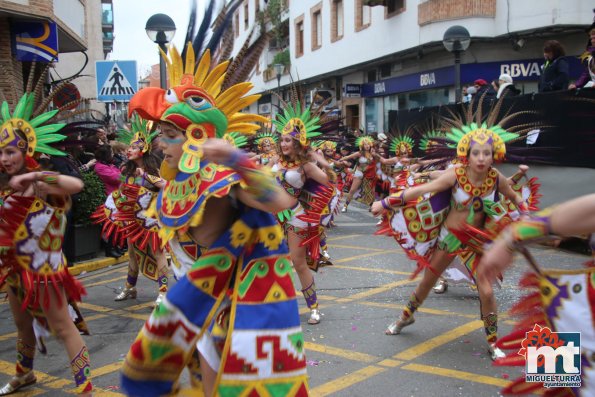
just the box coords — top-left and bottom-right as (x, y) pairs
(96, 60), (138, 102)
(12, 20), (59, 62)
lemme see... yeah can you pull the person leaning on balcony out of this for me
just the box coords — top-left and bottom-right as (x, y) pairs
(538, 40), (569, 92)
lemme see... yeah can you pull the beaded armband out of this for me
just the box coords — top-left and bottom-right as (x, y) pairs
(499, 209), (552, 251)
(224, 150), (276, 203)
(38, 171), (59, 185)
(144, 173), (164, 186)
(381, 190), (405, 210)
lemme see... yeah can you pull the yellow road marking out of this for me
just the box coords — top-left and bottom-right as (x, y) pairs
(333, 264), (411, 276)
(78, 267), (128, 282)
(305, 342), (378, 363)
(78, 303), (149, 321)
(333, 249), (401, 265)
(330, 244), (386, 252)
(326, 234), (362, 242)
(0, 332), (17, 342)
(93, 362), (122, 377)
(310, 365), (387, 397)
(377, 359), (403, 367)
(394, 320), (484, 361)
(360, 301), (477, 319)
(401, 363), (510, 387)
(84, 275), (126, 288)
(346, 277), (419, 301)
(125, 301), (156, 311)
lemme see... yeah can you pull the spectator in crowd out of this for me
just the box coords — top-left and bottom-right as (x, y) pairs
(538, 40), (569, 92)
(474, 79), (497, 99)
(491, 79), (500, 93)
(463, 85), (476, 103)
(93, 145), (124, 258)
(496, 73), (521, 98)
(96, 128), (109, 146)
(569, 19), (595, 89)
(111, 141), (128, 168)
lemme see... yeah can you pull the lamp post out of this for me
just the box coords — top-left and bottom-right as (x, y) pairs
(145, 13), (176, 89)
(274, 63), (284, 114)
(442, 25), (470, 103)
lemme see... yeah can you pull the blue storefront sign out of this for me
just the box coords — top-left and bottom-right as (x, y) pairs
(344, 83), (362, 97)
(362, 57), (582, 97)
(12, 20), (59, 62)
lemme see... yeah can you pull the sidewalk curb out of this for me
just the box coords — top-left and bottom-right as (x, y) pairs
(69, 254), (129, 276)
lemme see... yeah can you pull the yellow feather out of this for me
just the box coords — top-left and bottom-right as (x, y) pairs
(184, 42), (195, 75)
(202, 61), (229, 91)
(220, 95), (261, 117)
(216, 82), (253, 108)
(194, 49), (211, 85)
(208, 74), (227, 99)
(170, 47), (183, 86)
(226, 122), (261, 134)
(228, 112), (265, 123)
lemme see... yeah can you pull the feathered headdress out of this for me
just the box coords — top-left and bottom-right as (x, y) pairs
(273, 100), (323, 147)
(255, 131), (278, 150)
(117, 114), (157, 154)
(0, 93), (67, 158)
(355, 135), (375, 149)
(313, 140), (337, 151)
(424, 96), (548, 162)
(389, 133), (415, 157)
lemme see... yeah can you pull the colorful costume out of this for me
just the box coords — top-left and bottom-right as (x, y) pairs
(342, 136), (377, 211)
(120, 44), (308, 396)
(254, 131), (278, 167)
(0, 92), (92, 394)
(379, 103), (545, 357)
(91, 115), (169, 300)
(464, 211), (594, 397)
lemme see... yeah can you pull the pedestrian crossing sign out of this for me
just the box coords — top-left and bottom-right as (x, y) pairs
(96, 60), (138, 102)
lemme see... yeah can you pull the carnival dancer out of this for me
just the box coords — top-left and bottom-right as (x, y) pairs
(340, 135), (377, 212)
(92, 115), (169, 305)
(372, 104), (542, 360)
(253, 131), (279, 167)
(0, 93), (93, 395)
(476, 194), (594, 397)
(119, 44), (309, 397)
(272, 102), (336, 323)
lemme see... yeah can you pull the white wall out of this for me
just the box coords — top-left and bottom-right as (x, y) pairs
(54, 0), (86, 40)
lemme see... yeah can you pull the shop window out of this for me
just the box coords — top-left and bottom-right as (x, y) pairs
(331, 0), (344, 42)
(385, 0), (405, 19)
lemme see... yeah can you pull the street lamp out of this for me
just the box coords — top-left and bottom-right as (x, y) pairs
(145, 13), (176, 89)
(274, 63), (284, 115)
(443, 25), (470, 103)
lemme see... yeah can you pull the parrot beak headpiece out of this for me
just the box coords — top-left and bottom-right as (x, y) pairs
(128, 44), (267, 174)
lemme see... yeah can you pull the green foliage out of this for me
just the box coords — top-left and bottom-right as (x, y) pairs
(73, 171), (107, 226)
(273, 49), (290, 66)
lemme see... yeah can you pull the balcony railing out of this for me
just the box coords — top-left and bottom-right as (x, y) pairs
(418, 0), (496, 26)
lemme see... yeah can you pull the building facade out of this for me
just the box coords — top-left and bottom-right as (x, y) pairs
(234, 0), (591, 134)
(0, 0), (113, 113)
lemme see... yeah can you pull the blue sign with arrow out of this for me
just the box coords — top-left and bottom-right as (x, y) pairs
(96, 60), (138, 102)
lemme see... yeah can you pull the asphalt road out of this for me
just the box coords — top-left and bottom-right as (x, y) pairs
(0, 166), (592, 396)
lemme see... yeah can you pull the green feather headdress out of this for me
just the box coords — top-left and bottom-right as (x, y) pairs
(389, 134), (415, 156)
(272, 101), (322, 147)
(0, 93), (67, 157)
(117, 115), (158, 154)
(255, 131), (278, 149)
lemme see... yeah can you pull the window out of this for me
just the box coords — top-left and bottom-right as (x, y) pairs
(311, 3), (323, 51)
(385, 0), (405, 18)
(379, 63), (391, 78)
(295, 15), (304, 57)
(244, 1), (249, 29)
(355, 0), (371, 32)
(331, 0), (344, 42)
(234, 12), (239, 37)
